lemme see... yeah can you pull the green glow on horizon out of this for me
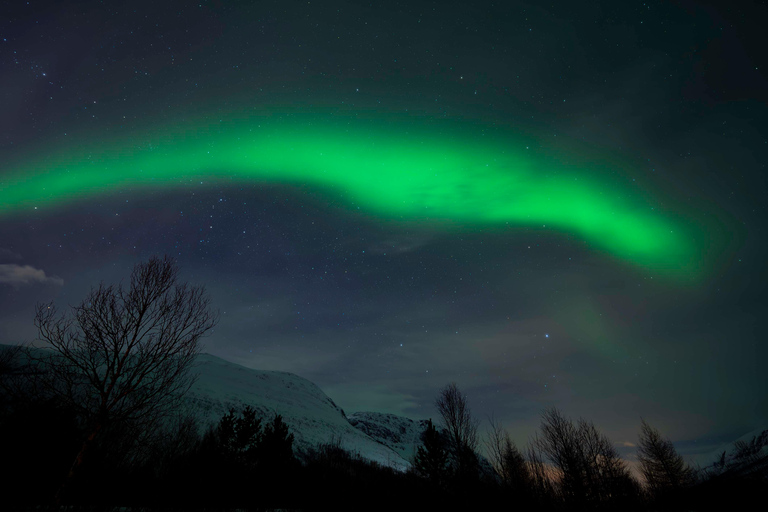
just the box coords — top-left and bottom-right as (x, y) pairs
(0, 113), (704, 278)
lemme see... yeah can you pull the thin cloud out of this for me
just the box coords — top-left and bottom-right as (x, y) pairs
(0, 264), (64, 286)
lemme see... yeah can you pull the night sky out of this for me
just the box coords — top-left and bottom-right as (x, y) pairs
(1, 0), (766, 462)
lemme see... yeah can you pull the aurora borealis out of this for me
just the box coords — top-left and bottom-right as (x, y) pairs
(1, 0), (766, 467)
(1, 113), (701, 276)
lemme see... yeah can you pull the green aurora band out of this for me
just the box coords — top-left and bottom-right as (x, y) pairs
(0, 113), (707, 278)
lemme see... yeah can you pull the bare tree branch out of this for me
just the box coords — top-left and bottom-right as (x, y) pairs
(534, 407), (638, 506)
(435, 382), (479, 478)
(24, 255), (218, 505)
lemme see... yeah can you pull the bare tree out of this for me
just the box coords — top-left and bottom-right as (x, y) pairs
(435, 382), (479, 479)
(535, 407), (637, 507)
(485, 414), (508, 479)
(536, 407), (586, 503)
(28, 255), (218, 502)
(527, 438), (560, 504)
(577, 418), (636, 502)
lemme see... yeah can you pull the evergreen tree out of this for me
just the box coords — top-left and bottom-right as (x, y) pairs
(501, 440), (530, 492)
(218, 406), (262, 466)
(259, 413), (295, 469)
(414, 419), (448, 486)
(730, 431), (768, 474)
(217, 409), (237, 453)
(637, 419), (693, 499)
(485, 415), (532, 492)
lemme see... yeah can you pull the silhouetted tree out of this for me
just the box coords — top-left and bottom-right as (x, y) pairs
(435, 382), (480, 480)
(259, 413), (295, 469)
(484, 415), (530, 492)
(535, 407), (638, 508)
(712, 451), (727, 474)
(27, 256), (218, 503)
(536, 407), (584, 504)
(637, 419), (694, 501)
(0, 344), (21, 380)
(526, 440), (559, 505)
(0, 344), (22, 408)
(703, 430), (768, 482)
(144, 410), (201, 477)
(578, 418), (638, 504)
(218, 405), (262, 466)
(414, 419), (448, 486)
(730, 432), (768, 477)
(0, 344), (41, 403)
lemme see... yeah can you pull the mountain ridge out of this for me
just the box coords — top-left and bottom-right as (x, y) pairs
(188, 352), (415, 471)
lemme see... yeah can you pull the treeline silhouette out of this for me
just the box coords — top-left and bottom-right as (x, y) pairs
(0, 374), (442, 511)
(1, 360), (766, 511)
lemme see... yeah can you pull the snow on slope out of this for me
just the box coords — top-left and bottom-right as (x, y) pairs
(348, 411), (497, 478)
(188, 354), (411, 471)
(690, 428), (768, 470)
(347, 411), (430, 463)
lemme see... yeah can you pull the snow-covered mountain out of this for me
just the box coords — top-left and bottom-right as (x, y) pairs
(348, 411), (497, 477)
(187, 353), (414, 471)
(347, 411), (431, 463)
(0, 345), (421, 471)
